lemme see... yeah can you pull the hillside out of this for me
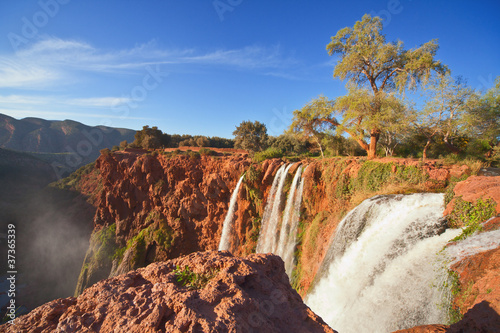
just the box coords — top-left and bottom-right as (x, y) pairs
(0, 113), (135, 173)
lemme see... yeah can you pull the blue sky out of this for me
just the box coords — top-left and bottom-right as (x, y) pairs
(0, 0), (499, 138)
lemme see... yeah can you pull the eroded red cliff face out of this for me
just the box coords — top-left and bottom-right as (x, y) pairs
(75, 150), (258, 294)
(1, 251), (335, 333)
(95, 151), (248, 249)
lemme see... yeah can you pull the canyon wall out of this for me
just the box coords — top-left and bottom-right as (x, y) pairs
(75, 151), (478, 298)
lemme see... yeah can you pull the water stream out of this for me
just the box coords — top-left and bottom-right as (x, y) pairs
(306, 193), (462, 332)
(218, 174), (245, 251)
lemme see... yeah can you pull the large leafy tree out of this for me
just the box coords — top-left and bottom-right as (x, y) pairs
(325, 14), (447, 158)
(416, 74), (474, 159)
(289, 96), (336, 158)
(233, 120), (268, 152)
(467, 77), (500, 144)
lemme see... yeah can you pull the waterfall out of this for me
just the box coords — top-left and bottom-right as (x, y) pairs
(276, 165), (305, 276)
(218, 174), (245, 251)
(306, 193), (462, 333)
(256, 163), (293, 253)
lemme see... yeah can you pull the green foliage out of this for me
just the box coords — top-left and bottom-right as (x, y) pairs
(253, 147), (283, 162)
(394, 165), (428, 185)
(289, 96), (337, 158)
(114, 213), (174, 266)
(95, 224), (118, 263)
(306, 211), (328, 249)
(268, 133), (308, 155)
(233, 120), (269, 152)
(245, 164), (261, 183)
(466, 76), (500, 145)
(443, 270), (464, 324)
(199, 148), (216, 156)
(173, 265), (218, 290)
(131, 126), (234, 150)
(416, 74), (475, 159)
(350, 161), (393, 192)
(51, 162), (97, 190)
(100, 148), (111, 156)
(325, 14), (446, 158)
(449, 197), (496, 241)
(187, 150), (201, 160)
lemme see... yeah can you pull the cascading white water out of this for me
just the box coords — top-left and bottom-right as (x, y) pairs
(445, 226), (500, 265)
(306, 193), (462, 333)
(275, 165), (305, 276)
(218, 174), (245, 251)
(256, 163), (294, 253)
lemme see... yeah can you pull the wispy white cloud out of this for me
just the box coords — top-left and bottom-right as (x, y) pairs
(0, 94), (132, 108)
(0, 36), (298, 89)
(67, 97), (132, 108)
(0, 108), (152, 121)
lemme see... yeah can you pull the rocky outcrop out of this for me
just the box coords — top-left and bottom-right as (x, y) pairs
(444, 176), (500, 215)
(1, 251), (335, 333)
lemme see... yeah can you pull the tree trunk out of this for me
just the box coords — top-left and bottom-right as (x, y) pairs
(314, 135), (324, 158)
(443, 138), (462, 154)
(423, 139), (431, 161)
(443, 130), (462, 154)
(367, 129), (380, 159)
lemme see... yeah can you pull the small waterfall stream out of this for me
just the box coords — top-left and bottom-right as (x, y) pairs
(256, 164), (307, 278)
(276, 165), (306, 276)
(218, 175), (245, 251)
(256, 163), (294, 253)
(306, 193), (462, 333)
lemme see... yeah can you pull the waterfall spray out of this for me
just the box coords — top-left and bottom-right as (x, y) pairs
(218, 174), (245, 251)
(306, 193), (462, 333)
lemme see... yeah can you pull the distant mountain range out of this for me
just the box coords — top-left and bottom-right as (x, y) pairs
(0, 113), (136, 175)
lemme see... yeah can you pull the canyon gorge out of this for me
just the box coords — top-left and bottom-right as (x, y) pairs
(1, 148), (499, 332)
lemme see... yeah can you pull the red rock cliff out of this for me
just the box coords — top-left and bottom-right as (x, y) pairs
(75, 150), (254, 295)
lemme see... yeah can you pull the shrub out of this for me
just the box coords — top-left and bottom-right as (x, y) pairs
(449, 197), (497, 241)
(199, 148), (216, 156)
(350, 161), (393, 192)
(187, 150), (201, 160)
(173, 265), (218, 290)
(253, 147), (283, 163)
(100, 148), (111, 156)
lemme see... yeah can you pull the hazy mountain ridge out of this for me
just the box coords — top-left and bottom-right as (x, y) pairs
(0, 113), (136, 173)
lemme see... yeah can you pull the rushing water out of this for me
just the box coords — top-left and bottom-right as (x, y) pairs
(275, 165), (306, 276)
(218, 175), (245, 251)
(306, 193), (462, 333)
(256, 164), (308, 278)
(256, 163), (293, 253)
(445, 225), (500, 265)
